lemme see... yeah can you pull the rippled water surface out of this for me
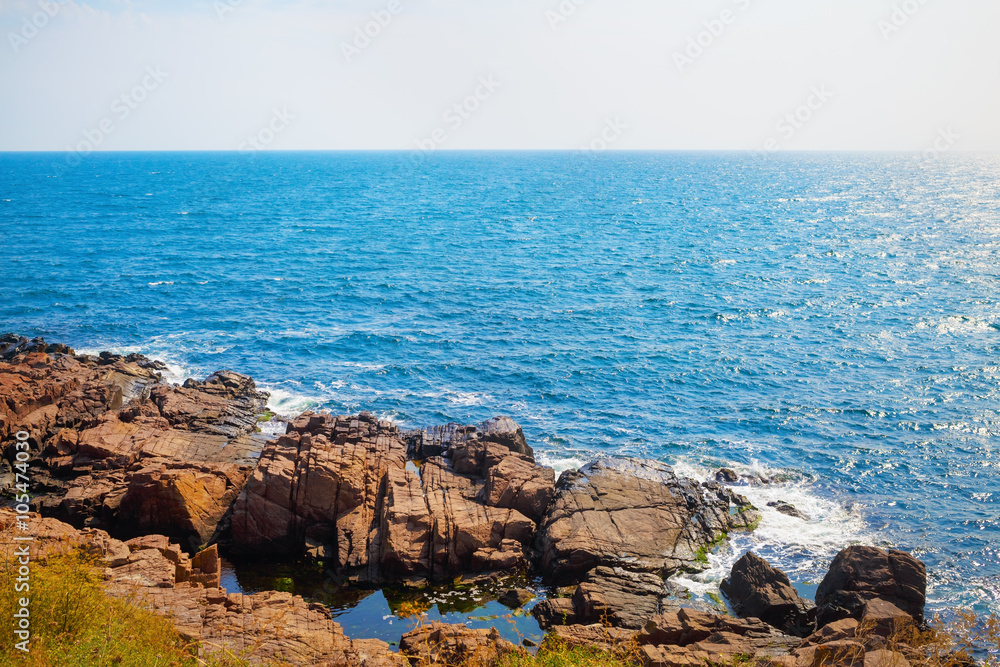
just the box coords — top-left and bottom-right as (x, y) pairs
(1, 151), (998, 617)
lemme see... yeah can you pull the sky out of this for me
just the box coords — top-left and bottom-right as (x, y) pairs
(0, 0), (998, 152)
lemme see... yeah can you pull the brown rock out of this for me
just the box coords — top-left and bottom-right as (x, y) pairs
(399, 622), (520, 665)
(721, 551), (815, 636)
(3, 509), (401, 667)
(810, 640), (866, 667)
(233, 412), (547, 583)
(815, 547), (926, 626)
(532, 597), (579, 628)
(405, 416), (533, 460)
(535, 459), (760, 582)
(550, 624), (636, 652)
(231, 412), (408, 565)
(116, 462), (250, 548)
(480, 453), (555, 522)
(498, 588), (534, 608)
(1, 345), (269, 549)
(860, 599), (914, 638)
(800, 618), (860, 647)
(864, 649), (911, 667)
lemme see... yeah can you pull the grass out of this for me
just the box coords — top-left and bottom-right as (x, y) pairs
(497, 636), (642, 667)
(0, 545), (269, 667)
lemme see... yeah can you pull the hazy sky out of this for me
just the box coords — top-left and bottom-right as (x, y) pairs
(1, 0), (998, 151)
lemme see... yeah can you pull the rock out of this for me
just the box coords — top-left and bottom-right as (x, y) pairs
(860, 599), (915, 637)
(405, 416), (533, 460)
(532, 597), (578, 628)
(115, 461), (251, 549)
(232, 412), (548, 583)
(800, 618), (859, 647)
(480, 453), (555, 523)
(808, 640), (866, 667)
(399, 622), (521, 665)
(535, 566), (682, 630)
(639, 620), (800, 667)
(715, 468), (740, 483)
(864, 649), (911, 667)
(720, 551), (815, 637)
(550, 624), (636, 652)
(768, 501), (810, 521)
(231, 412), (407, 567)
(498, 588), (534, 608)
(0, 345), (269, 549)
(535, 458), (761, 582)
(636, 608), (793, 647)
(815, 547), (926, 627)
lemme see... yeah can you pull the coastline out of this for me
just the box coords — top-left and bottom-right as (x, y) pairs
(0, 334), (990, 665)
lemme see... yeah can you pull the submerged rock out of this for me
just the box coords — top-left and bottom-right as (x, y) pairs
(768, 500), (810, 521)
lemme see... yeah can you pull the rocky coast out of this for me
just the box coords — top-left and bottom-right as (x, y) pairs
(0, 335), (939, 666)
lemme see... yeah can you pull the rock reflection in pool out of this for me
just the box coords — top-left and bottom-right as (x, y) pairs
(220, 557), (546, 648)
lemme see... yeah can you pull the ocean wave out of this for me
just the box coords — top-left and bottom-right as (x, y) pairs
(669, 457), (876, 602)
(75, 344), (195, 386)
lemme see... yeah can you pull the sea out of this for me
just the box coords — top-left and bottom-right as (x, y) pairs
(1, 151), (997, 639)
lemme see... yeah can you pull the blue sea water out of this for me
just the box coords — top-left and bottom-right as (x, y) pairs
(1, 151), (998, 620)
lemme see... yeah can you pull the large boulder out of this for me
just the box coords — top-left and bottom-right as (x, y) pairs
(533, 566), (682, 630)
(231, 412), (553, 583)
(535, 458), (761, 582)
(720, 551), (815, 637)
(230, 411), (407, 568)
(815, 546), (926, 627)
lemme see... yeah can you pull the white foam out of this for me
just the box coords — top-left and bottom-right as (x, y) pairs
(75, 345), (196, 386)
(535, 451), (587, 475)
(668, 457), (875, 601)
(262, 385), (322, 418)
(257, 417), (289, 438)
